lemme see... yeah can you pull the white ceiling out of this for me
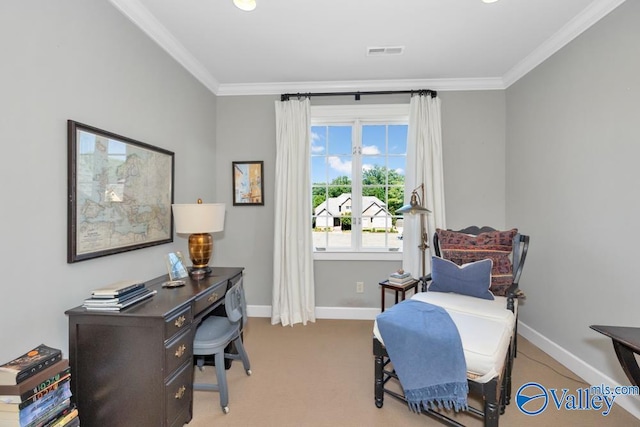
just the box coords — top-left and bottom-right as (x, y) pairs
(109, 0), (626, 96)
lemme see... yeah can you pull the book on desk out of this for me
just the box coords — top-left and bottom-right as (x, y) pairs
(82, 280), (156, 311)
(90, 280), (144, 298)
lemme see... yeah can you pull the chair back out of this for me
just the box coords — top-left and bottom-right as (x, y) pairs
(225, 278), (246, 324)
(433, 226), (529, 286)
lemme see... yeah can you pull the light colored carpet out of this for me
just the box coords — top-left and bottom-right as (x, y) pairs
(190, 317), (638, 426)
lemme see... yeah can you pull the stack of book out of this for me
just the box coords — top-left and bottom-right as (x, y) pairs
(388, 270), (414, 285)
(0, 344), (79, 427)
(82, 280), (156, 311)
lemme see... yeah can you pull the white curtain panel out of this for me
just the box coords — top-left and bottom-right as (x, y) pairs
(403, 94), (447, 280)
(272, 98), (316, 326)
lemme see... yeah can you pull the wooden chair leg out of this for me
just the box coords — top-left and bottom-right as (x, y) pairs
(484, 378), (499, 427)
(374, 353), (384, 408)
(505, 345), (513, 406)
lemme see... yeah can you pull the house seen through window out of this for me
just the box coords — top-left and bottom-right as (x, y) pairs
(310, 105), (408, 255)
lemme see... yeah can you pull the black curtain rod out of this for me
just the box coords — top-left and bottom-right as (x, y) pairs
(280, 89), (436, 102)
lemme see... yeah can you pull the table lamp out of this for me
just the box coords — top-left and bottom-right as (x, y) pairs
(172, 199), (225, 278)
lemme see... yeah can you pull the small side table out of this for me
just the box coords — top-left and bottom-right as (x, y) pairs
(590, 325), (640, 387)
(379, 279), (419, 312)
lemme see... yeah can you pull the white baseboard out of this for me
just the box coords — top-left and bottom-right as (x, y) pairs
(247, 305), (380, 320)
(518, 321), (640, 420)
(314, 306), (380, 320)
(246, 305), (272, 318)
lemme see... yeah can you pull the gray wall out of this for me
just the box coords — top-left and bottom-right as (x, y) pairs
(506, 0), (640, 386)
(214, 91), (507, 308)
(0, 1), (218, 361)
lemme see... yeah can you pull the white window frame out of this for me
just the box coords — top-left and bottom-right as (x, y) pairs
(311, 104), (410, 261)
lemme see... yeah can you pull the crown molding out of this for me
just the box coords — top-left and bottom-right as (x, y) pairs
(215, 77), (506, 97)
(503, 0), (627, 87)
(108, 0), (220, 94)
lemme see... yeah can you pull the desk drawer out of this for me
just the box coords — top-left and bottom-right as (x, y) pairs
(165, 361), (193, 427)
(194, 282), (226, 317)
(165, 305), (193, 341)
(165, 328), (194, 377)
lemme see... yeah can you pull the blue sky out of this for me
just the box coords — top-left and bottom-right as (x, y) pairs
(310, 124), (408, 184)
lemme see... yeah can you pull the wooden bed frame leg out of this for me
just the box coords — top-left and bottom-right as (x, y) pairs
(484, 378), (499, 427)
(505, 345), (513, 406)
(374, 354), (384, 408)
(499, 374), (506, 414)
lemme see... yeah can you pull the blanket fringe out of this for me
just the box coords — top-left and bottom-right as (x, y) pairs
(405, 381), (469, 413)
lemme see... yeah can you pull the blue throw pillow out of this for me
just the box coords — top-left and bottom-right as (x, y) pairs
(429, 256), (494, 300)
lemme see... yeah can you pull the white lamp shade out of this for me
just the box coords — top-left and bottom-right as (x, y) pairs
(172, 203), (225, 234)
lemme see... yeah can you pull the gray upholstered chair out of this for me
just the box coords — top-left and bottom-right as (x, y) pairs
(193, 278), (251, 414)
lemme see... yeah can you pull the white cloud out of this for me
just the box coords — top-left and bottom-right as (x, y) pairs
(311, 132), (325, 153)
(328, 156), (352, 174)
(362, 145), (380, 155)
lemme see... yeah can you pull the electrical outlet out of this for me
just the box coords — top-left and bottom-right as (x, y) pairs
(356, 281), (364, 293)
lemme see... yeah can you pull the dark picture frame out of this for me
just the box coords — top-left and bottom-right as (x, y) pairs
(232, 161), (264, 206)
(67, 120), (174, 263)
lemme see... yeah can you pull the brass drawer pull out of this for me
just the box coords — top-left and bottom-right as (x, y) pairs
(174, 344), (186, 358)
(175, 385), (186, 399)
(207, 293), (218, 303)
(174, 315), (186, 328)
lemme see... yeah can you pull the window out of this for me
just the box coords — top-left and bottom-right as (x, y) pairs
(310, 104), (409, 259)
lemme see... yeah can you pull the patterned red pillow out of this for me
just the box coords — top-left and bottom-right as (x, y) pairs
(435, 228), (518, 296)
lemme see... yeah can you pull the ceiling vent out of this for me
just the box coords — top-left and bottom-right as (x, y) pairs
(367, 46), (404, 56)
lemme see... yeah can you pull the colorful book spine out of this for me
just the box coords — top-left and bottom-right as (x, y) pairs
(20, 385), (71, 426)
(0, 360), (69, 401)
(19, 375), (71, 410)
(47, 407), (78, 427)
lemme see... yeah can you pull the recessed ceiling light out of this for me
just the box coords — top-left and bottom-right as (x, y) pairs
(482, 0), (499, 3)
(233, 0), (256, 12)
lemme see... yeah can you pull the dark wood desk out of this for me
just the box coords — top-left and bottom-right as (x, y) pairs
(379, 279), (419, 312)
(66, 267), (243, 427)
(590, 325), (640, 387)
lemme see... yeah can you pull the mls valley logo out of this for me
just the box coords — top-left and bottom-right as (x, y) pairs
(516, 382), (619, 416)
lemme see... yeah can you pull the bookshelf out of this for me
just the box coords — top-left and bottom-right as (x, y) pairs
(65, 267), (243, 427)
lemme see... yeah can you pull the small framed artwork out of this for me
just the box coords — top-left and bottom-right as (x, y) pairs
(165, 251), (189, 280)
(232, 161), (264, 206)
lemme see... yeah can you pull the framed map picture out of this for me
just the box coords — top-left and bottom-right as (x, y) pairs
(232, 161), (264, 206)
(67, 120), (174, 263)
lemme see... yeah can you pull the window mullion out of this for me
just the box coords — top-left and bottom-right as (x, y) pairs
(352, 120), (362, 251)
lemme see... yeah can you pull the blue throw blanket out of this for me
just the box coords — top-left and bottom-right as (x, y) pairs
(377, 299), (468, 412)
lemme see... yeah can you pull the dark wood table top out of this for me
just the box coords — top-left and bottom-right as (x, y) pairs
(590, 325), (640, 353)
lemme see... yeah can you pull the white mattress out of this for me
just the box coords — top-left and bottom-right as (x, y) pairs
(412, 291), (516, 321)
(373, 292), (515, 383)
